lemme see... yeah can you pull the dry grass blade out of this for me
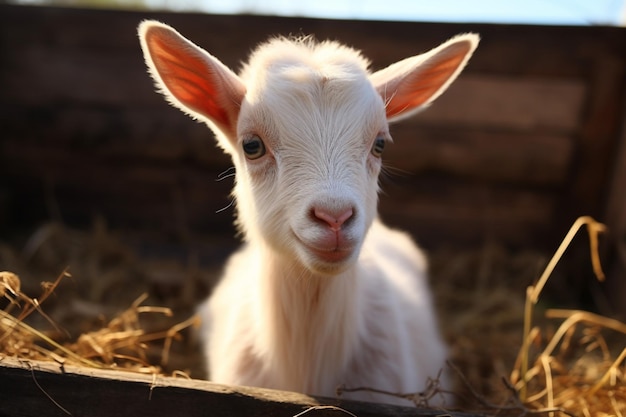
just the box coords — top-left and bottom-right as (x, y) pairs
(159, 314), (201, 367)
(0, 271), (21, 298)
(1, 270), (198, 376)
(541, 310), (626, 360)
(520, 216), (606, 400)
(586, 347), (626, 398)
(1, 269), (72, 346)
(0, 309), (103, 368)
(66, 293), (198, 372)
(512, 216), (625, 417)
(293, 406), (358, 417)
(539, 355), (555, 417)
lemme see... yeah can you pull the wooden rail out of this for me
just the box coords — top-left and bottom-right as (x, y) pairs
(0, 357), (479, 417)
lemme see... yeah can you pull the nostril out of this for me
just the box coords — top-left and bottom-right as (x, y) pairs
(312, 207), (354, 232)
(336, 208), (354, 226)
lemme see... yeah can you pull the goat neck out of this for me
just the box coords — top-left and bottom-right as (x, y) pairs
(254, 241), (362, 393)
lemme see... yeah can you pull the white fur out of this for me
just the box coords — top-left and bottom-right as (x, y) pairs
(138, 23), (478, 406)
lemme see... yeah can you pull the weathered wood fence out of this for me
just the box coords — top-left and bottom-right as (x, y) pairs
(0, 357), (471, 417)
(0, 5), (624, 254)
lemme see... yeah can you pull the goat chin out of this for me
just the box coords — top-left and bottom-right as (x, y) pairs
(139, 20), (478, 406)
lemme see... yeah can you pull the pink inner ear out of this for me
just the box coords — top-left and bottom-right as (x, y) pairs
(145, 26), (244, 137)
(374, 39), (475, 121)
(385, 52), (467, 120)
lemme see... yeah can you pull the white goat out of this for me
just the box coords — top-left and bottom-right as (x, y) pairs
(139, 21), (478, 406)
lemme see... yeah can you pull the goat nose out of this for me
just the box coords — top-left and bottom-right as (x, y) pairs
(312, 207), (354, 232)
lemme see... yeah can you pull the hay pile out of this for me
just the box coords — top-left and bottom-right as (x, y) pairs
(0, 219), (215, 376)
(509, 217), (625, 417)
(1, 269), (198, 375)
(0, 217), (624, 416)
(514, 309), (625, 416)
(433, 216), (625, 416)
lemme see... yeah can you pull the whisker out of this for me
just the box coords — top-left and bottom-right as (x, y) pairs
(381, 163), (412, 180)
(216, 166), (236, 182)
(215, 198), (235, 214)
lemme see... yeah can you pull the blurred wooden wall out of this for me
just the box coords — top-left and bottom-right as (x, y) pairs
(1, 4), (625, 259)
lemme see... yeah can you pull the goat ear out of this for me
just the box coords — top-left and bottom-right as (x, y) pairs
(138, 20), (245, 144)
(371, 34), (479, 123)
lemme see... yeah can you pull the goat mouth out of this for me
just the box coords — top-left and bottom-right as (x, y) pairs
(292, 232), (355, 264)
(307, 246), (353, 263)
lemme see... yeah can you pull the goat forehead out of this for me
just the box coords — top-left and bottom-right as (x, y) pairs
(241, 37), (376, 111)
(262, 76), (383, 152)
(244, 64), (383, 145)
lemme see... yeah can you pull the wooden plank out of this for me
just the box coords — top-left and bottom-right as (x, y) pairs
(0, 143), (235, 235)
(2, 125), (572, 187)
(0, 357), (476, 417)
(2, 5), (625, 85)
(1, 113), (231, 168)
(1, 139), (559, 247)
(2, 48), (586, 133)
(417, 75), (586, 133)
(564, 56), (626, 220)
(379, 178), (557, 248)
(604, 103), (626, 316)
(386, 127), (573, 186)
(605, 106), (626, 247)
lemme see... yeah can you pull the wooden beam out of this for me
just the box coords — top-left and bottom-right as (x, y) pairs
(604, 99), (626, 316)
(0, 357), (480, 417)
(418, 75), (586, 132)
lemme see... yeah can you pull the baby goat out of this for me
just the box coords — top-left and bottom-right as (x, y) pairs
(139, 21), (478, 405)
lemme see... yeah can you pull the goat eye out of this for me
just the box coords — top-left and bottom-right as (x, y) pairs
(242, 135), (266, 160)
(371, 136), (385, 158)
